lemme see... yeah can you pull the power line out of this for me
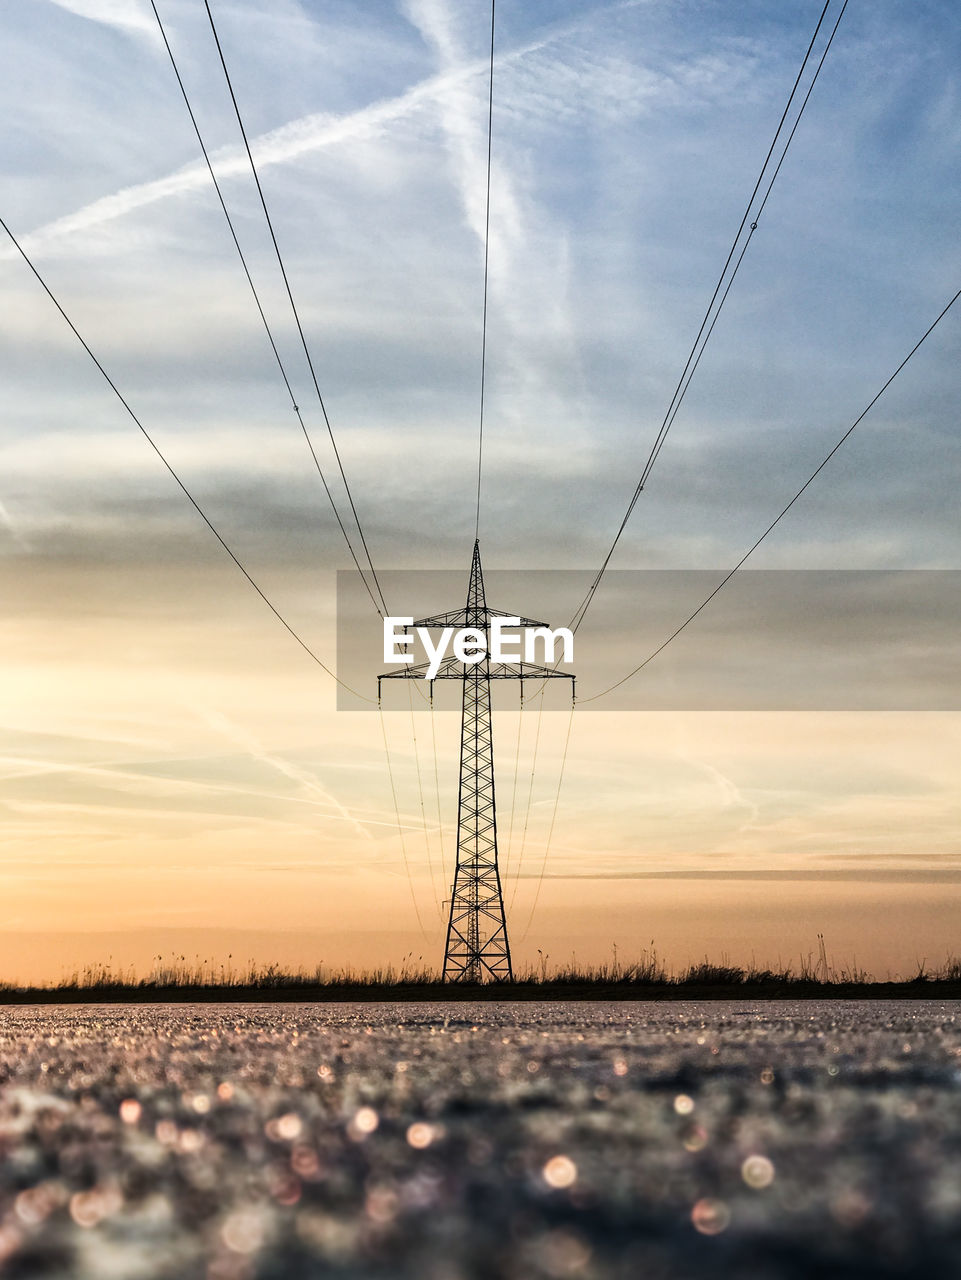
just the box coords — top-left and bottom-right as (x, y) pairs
(502, 690), (526, 883)
(152, 1), (431, 940)
(579, 280), (961, 704)
(507, 683), (547, 916)
(475, 0), (496, 542)
(407, 680), (444, 921)
(149, 0), (385, 619)
(569, 0), (844, 635)
(202, 0), (388, 616)
(633, 0), (848, 496)
(742, 2), (849, 256)
(0, 211), (374, 704)
(379, 704), (431, 941)
(636, 0), (849, 492)
(429, 694), (449, 893)
(519, 700), (575, 942)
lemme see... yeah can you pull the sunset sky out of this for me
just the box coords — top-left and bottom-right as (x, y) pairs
(2, 0), (960, 984)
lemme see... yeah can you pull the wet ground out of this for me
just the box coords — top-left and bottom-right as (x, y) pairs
(0, 1000), (960, 1278)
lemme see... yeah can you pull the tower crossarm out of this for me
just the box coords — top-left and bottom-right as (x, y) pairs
(411, 609), (548, 630)
(411, 609), (470, 629)
(379, 657), (460, 686)
(487, 608), (549, 630)
(487, 662), (574, 682)
(379, 659), (573, 697)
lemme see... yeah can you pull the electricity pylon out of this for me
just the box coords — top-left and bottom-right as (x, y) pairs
(379, 541), (574, 981)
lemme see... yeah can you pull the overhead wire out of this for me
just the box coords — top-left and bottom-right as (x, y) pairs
(469, 0), (555, 927)
(182, 0), (445, 936)
(513, 0), (846, 932)
(0, 212), (374, 704)
(150, 0), (385, 619)
(502, 689), (526, 882)
(405, 666), (448, 902)
(579, 279), (961, 704)
(407, 679), (444, 920)
(475, 0), (496, 542)
(635, 0), (849, 493)
(197, 0), (446, 936)
(203, 0), (388, 617)
(507, 683), (548, 916)
(379, 704), (431, 940)
(429, 692), (449, 891)
(516, 0), (845, 714)
(568, 0), (844, 636)
(519, 700), (575, 942)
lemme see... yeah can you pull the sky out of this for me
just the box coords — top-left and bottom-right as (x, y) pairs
(1, 0), (960, 983)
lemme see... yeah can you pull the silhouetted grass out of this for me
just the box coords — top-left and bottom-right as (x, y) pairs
(2, 941), (961, 1002)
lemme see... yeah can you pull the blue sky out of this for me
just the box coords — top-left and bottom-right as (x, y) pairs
(1, 0), (959, 977)
(3, 0), (959, 572)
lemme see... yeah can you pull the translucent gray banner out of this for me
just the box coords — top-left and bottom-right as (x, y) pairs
(336, 570), (961, 712)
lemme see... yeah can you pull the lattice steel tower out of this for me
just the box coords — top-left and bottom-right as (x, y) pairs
(379, 542), (574, 981)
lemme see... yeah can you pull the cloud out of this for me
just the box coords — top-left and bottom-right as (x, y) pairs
(539, 870), (961, 882)
(2, 28), (541, 263)
(6, 0), (697, 266)
(0, 747), (428, 838)
(46, 0), (161, 41)
(401, 0), (588, 453)
(402, 0), (521, 247)
(197, 707), (375, 841)
(0, 499), (30, 551)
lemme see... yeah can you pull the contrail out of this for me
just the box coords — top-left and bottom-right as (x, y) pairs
(1, 753), (426, 833)
(2, 63), (497, 262)
(198, 708), (375, 842)
(48, 0), (162, 42)
(1, 3), (636, 262)
(0, 499), (30, 551)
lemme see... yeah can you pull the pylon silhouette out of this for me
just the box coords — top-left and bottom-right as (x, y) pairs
(379, 541), (574, 981)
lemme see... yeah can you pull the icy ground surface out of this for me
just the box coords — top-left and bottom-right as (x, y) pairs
(1, 1002), (960, 1279)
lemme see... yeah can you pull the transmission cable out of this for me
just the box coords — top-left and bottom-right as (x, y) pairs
(475, 0), (496, 541)
(507, 683), (547, 915)
(518, 700), (575, 941)
(579, 280), (961, 704)
(429, 693), (449, 891)
(502, 689), (526, 882)
(407, 680), (444, 920)
(0, 212), (375, 703)
(203, 0), (388, 616)
(197, 0), (431, 922)
(636, 0), (848, 491)
(379, 704), (431, 941)
(150, 0), (384, 619)
(568, 0), (845, 635)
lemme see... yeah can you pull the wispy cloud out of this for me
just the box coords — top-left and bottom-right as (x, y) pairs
(0, 751), (429, 837)
(401, 0), (586, 452)
(197, 707), (374, 841)
(6, 1), (672, 263)
(46, 0), (161, 42)
(3, 31), (538, 262)
(0, 498), (30, 551)
(403, 0), (522, 248)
